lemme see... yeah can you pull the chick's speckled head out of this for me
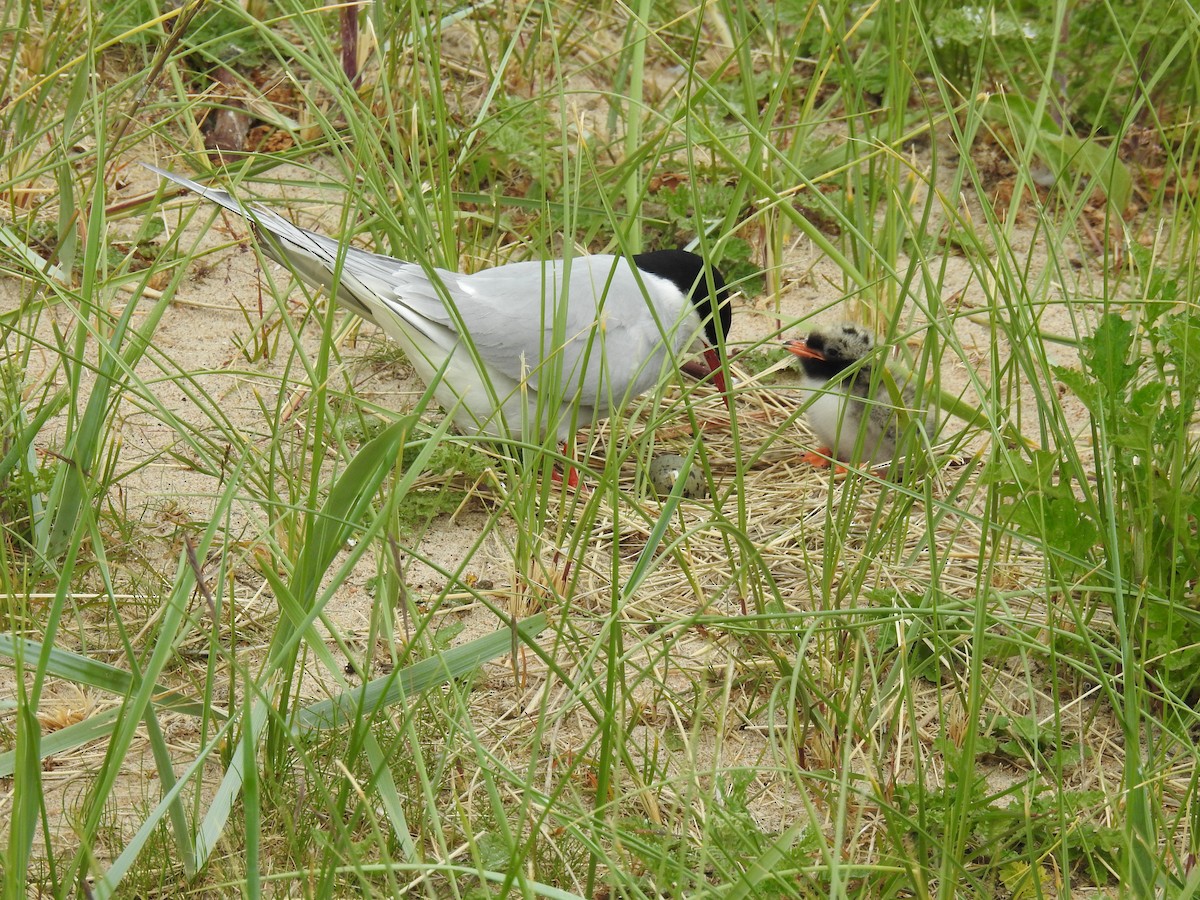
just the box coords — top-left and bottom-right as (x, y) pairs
(785, 321), (876, 381)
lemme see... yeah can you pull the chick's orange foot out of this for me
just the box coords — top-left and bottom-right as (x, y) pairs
(801, 448), (849, 475)
(800, 448), (833, 468)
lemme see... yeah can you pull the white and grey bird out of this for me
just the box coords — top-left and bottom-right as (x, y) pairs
(145, 165), (731, 446)
(783, 322), (935, 466)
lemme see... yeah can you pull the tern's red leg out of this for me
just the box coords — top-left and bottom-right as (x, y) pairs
(550, 438), (586, 492)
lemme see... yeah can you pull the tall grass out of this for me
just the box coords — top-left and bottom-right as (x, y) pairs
(2, 0), (1199, 895)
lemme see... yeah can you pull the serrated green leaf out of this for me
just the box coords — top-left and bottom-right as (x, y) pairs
(1080, 313), (1137, 394)
(1053, 365), (1103, 418)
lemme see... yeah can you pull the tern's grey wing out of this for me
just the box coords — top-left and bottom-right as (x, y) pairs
(352, 254), (694, 409)
(461, 256), (696, 405)
(460, 257), (681, 400)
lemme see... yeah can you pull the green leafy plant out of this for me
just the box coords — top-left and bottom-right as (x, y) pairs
(994, 296), (1200, 701)
(984, 446), (1101, 567)
(1058, 306), (1200, 699)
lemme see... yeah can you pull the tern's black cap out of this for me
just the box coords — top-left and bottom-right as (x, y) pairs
(633, 249), (732, 349)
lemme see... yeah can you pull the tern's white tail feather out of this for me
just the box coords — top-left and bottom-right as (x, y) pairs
(143, 163), (391, 325)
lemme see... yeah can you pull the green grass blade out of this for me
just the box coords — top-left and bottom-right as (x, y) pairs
(193, 692), (272, 870)
(0, 635), (215, 722)
(296, 612), (548, 731)
(89, 718), (235, 900)
(3, 697), (41, 900)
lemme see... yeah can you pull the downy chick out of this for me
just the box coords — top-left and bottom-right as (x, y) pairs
(783, 322), (936, 466)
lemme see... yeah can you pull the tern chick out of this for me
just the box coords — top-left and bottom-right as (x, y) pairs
(783, 322), (935, 466)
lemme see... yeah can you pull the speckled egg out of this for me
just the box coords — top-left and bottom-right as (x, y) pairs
(649, 454), (706, 500)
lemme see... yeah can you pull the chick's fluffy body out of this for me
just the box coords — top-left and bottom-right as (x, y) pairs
(793, 322), (936, 464)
